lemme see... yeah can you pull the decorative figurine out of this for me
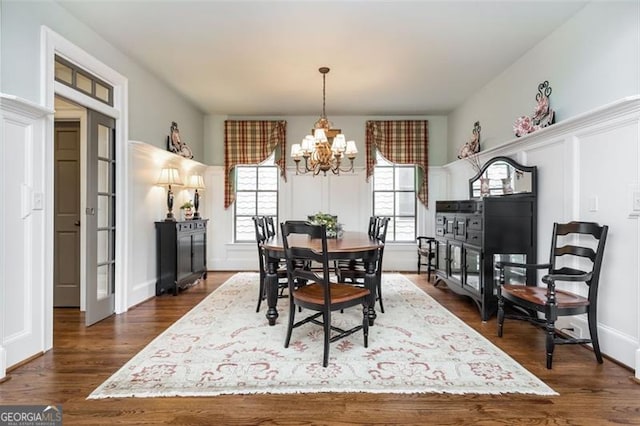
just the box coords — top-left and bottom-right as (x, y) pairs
(513, 81), (555, 137)
(167, 121), (193, 159)
(458, 121), (481, 159)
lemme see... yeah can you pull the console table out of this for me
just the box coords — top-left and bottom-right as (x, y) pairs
(155, 219), (208, 296)
(433, 157), (537, 320)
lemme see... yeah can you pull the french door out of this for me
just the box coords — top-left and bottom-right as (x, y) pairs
(85, 110), (116, 326)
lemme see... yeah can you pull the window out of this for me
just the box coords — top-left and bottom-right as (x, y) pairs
(54, 55), (113, 106)
(234, 154), (278, 242)
(372, 151), (416, 242)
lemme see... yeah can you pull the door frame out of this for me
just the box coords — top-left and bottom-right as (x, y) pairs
(41, 27), (130, 348)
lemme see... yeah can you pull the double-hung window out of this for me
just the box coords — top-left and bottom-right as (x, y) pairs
(234, 154), (278, 242)
(372, 151), (416, 242)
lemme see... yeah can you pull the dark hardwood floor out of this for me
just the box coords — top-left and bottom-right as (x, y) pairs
(1, 272), (639, 425)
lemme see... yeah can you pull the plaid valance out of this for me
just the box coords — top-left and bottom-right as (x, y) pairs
(224, 120), (287, 209)
(366, 120), (429, 206)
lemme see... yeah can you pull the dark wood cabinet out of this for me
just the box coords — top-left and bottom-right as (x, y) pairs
(155, 219), (208, 296)
(434, 157), (537, 321)
(434, 197), (536, 320)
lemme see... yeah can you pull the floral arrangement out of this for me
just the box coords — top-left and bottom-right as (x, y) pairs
(465, 153), (483, 175)
(309, 212), (343, 238)
(513, 81), (555, 137)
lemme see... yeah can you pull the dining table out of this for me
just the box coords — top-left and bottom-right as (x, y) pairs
(262, 231), (383, 326)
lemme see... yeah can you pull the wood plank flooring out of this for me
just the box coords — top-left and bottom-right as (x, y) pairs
(1, 272), (639, 425)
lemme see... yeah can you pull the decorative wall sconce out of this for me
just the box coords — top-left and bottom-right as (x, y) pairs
(156, 167), (183, 221)
(187, 174), (206, 219)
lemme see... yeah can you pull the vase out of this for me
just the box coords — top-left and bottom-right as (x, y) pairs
(480, 178), (490, 197)
(501, 178), (513, 195)
(181, 208), (193, 221)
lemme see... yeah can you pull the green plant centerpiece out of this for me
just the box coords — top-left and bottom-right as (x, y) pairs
(308, 212), (343, 238)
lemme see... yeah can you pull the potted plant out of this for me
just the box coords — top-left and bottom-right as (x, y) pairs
(180, 200), (194, 220)
(309, 212), (342, 238)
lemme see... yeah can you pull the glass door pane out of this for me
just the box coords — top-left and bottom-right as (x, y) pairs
(449, 243), (462, 282)
(465, 248), (481, 293)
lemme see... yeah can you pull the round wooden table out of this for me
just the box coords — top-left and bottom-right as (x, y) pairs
(262, 231), (383, 326)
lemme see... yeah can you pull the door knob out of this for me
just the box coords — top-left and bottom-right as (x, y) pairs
(74, 220), (80, 226)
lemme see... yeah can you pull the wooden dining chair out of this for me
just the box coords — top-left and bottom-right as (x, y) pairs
(417, 236), (437, 280)
(496, 221), (608, 369)
(252, 215), (287, 312)
(336, 217), (390, 312)
(281, 220), (370, 367)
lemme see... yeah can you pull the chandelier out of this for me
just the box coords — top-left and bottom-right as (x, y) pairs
(290, 67), (357, 176)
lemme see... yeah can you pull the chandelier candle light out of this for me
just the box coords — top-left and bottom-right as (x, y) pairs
(290, 67), (357, 176)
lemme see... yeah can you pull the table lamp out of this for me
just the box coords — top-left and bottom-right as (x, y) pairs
(156, 167), (183, 221)
(188, 174), (206, 219)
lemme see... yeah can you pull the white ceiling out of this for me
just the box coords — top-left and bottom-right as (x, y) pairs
(57, 0), (587, 116)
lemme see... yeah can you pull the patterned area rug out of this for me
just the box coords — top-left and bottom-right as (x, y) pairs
(88, 273), (556, 398)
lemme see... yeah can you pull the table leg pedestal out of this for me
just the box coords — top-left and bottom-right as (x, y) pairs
(365, 260), (378, 326)
(265, 259), (279, 326)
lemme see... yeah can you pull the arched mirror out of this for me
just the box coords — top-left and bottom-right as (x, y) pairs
(469, 156), (537, 199)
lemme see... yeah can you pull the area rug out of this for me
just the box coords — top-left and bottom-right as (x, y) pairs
(88, 273), (556, 398)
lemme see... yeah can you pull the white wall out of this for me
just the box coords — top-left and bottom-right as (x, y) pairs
(0, 0), (205, 160)
(444, 97), (640, 374)
(128, 141), (208, 306)
(447, 1), (640, 162)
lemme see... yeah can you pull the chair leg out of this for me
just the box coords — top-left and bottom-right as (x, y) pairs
(545, 320), (555, 369)
(417, 255), (421, 274)
(362, 305), (369, 348)
(256, 272), (265, 313)
(497, 296), (505, 337)
(377, 278), (385, 313)
(588, 308), (604, 364)
(323, 310), (331, 367)
(284, 298), (296, 348)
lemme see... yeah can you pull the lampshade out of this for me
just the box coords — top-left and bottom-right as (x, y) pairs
(156, 167), (183, 186)
(187, 174), (206, 190)
(345, 140), (358, 155)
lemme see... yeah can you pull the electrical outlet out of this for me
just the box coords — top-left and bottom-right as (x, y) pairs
(33, 192), (44, 210)
(567, 323), (583, 338)
(633, 191), (640, 211)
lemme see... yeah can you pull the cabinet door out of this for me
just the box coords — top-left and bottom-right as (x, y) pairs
(435, 239), (447, 275)
(176, 234), (192, 282)
(192, 232), (206, 273)
(448, 242), (463, 283)
(464, 247), (482, 294)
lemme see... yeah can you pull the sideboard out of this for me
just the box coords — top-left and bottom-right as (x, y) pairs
(155, 219), (208, 296)
(433, 157), (537, 320)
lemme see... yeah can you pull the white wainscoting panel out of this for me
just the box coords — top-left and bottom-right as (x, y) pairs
(0, 95), (53, 377)
(441, 97), (640, 373)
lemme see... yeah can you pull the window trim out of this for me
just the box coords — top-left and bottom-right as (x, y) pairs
(233, 162), (279, 242)
(372, 154), (417, 242)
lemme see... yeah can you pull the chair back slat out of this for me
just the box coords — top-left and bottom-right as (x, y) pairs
(264, 216), (276, 238)
(554, 245), (596, 262)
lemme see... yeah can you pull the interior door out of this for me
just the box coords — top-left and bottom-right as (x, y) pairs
(54, 121), (81, 307)
(85, 110), (116, 326)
